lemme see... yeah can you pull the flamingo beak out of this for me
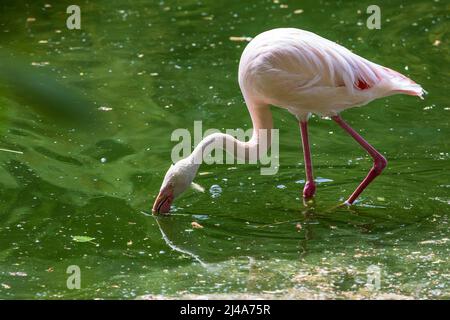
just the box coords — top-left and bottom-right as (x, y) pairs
(152, 185), (174, 215)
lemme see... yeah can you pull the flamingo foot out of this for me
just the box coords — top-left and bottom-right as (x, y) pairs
(303, 196), (316, 207)
(342, 200), (352, 206)
(303, 181), (316, 199)
(324, 201), (352, 213)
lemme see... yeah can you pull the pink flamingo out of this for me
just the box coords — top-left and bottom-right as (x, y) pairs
(153, 28), (424, 214)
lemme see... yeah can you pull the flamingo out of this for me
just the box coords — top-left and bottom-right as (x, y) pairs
(152, 28), (424, 214)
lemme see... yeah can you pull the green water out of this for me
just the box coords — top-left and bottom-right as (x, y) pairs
(0, 0), (449, 299)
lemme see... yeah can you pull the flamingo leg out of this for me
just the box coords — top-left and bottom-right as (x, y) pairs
(299, 120), (316, 199)
(332, 115), (387, 205)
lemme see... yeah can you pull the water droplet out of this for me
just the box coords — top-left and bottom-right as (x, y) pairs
(209, 185), (222, 198)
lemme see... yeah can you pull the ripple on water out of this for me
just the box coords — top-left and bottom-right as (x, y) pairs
(209, 184), (222, 198)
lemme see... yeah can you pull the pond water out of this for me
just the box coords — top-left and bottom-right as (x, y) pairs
(0, 0), (448, 299)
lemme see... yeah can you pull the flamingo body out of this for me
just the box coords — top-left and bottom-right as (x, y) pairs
(239, 28), (424, 119)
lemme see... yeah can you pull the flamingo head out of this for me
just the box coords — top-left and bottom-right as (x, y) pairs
(152, 159), (198, 215)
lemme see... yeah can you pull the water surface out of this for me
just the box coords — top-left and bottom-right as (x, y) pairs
(0, 0), (449, 299)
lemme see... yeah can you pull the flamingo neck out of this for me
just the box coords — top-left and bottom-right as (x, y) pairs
(186, 98), (273, 167)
